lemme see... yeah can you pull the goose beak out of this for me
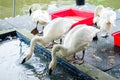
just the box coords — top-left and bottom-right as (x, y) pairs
(93, 23), (100, 29)
(29, 8), (32, 16)
(49, 68), (53, 75)
(94, 23), (97, 26)
(94, 23), (97, 28)
(21, 58), (26, 64)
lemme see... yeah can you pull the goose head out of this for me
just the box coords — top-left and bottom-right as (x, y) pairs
(21, 54), (32, 64)
(48, 45), (63, 75)
(48, 59), (57, 75)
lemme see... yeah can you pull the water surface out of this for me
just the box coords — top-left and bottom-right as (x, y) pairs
(0, 38), (82, 80)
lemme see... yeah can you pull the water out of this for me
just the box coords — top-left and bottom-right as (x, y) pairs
(0, 37), (82, 80)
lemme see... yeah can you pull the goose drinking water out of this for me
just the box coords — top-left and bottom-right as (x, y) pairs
(48, 25), (100, 75)
(21, 17), (77, 64)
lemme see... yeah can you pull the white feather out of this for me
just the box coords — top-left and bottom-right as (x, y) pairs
(22, 17), (77, 63)
(29, 4), (41, 12)
(31, 9), (51, 25)
(49, 25), (100, 71)
(93, 5), (116, 35)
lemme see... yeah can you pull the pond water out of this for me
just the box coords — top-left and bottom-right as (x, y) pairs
(0, 37), (82, 80)
(0, 0), (120, 19)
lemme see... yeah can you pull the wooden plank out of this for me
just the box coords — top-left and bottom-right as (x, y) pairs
(71, 62), (117, 80)
(0, 29), (15, 34)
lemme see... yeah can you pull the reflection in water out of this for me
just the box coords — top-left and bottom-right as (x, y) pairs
(0, 38), (82, 80)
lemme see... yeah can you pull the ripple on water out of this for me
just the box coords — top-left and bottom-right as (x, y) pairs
(0, 38), (83, 80)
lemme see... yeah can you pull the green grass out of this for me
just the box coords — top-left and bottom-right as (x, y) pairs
(86, 0), (120, 9)
(0, 0), (119, 19)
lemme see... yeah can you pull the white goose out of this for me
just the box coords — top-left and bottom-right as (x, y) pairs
(98, 11), (116, 38)
(31, 9), (51, 35)
(97, 7), (116, 38)
(29, 4), (41, 15)
(48, 25), (100, 75)
(93, 5), (104, 26)
(93, 5), (116, 38)
(21, 17), (77, 64)
(28, 4), (51, 35)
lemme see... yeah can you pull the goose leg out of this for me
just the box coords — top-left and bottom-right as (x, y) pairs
(73, 50), (85, 60)
(102, 33), (109, 38)
(63, 50), (85, 64)
(63, 53), (78, 62)
(60, 38), (62, 44)
(45, 40), (54, 49)
(40, 26), (44, 34)
(50, 40), (54, 48)
(81, 50), (85, 60)
(72, 50), (85, 65)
